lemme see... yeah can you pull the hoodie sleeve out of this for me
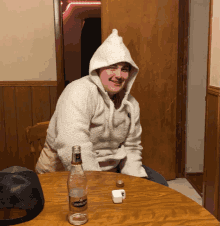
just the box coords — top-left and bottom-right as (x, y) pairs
(119, 101), (148, 178)
(54, 82), (102, 172)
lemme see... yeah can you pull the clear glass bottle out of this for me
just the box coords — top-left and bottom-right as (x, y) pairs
(67, 146), (88, 225)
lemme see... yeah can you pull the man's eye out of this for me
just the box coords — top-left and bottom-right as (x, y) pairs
(108, 67), (129, 71)
(121, 68), (129, 72)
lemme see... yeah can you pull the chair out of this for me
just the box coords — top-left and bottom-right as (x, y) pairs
(26, 121), (50, 173)
(0, 122), (49, 221)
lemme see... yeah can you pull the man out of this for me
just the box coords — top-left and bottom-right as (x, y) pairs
(36, 29), (168, 187)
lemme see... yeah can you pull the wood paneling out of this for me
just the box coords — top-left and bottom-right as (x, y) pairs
(54, 0), (65, 100)
(0, 81), (57, 172)
(203, 86), (220, 220)
(0, 87), (7, 170)
(186, 172), (204, 197)
(0, 81), (57, 86)
(202, 0), (220, 220)
(50, 86), (58, 117)
(15, 87), (32, 170)
(176, 0), (189, 178)
(32, 87), (51, 125)
(101, 0), (179, 180)
(4, 87), (19, 168)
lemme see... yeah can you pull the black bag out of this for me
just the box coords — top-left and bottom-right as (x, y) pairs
(0, 166), (44, 225)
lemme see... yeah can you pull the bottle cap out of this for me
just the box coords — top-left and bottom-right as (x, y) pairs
(116, 180), (124, 187)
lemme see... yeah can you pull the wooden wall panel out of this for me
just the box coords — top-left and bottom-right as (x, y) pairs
(0, 87), (7, 170)
(176, 0), (189, 178)
(3, 87), (19, 168)
(54, 0), (65, 100)
(203, 0), (220, 220)
(0, 82), (57, 171)
(50, 86), (58, 116)
(203, 86), (220, 220)
(15, 87), (33, 170)
(32, 87), (51, 125)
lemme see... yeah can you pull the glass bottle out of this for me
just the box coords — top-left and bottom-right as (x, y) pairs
(67, 145), (88, 225)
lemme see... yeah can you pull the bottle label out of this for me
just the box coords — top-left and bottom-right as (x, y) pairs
(69, 195), (88, 212)
(74, 153), (82, 164)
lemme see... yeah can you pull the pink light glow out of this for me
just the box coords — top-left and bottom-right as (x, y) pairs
(66, 1), (100, 4)
(65, 1), (101, 12)
(62, 1), (101, 20)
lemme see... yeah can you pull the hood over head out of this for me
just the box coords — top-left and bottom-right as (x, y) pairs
(88, 29), (139, 135)
(89, 29), (139, 99)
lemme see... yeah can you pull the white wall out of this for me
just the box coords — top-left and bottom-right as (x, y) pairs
(0, 0), (57, 81)
(186, 0), (210, 173)
(210, 0), (220, 87)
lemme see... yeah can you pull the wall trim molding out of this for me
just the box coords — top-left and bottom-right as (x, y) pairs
(208, 85), (220, 96)
(0, 81), (57, 86)
(186, 172), (204, 198)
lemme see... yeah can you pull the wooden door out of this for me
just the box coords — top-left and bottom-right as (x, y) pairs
(101, 0), (179, 180)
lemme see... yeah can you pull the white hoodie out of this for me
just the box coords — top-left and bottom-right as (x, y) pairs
(36, 29), (148, 178)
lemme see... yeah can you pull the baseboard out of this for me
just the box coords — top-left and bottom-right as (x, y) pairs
(185, 172), (203, 198)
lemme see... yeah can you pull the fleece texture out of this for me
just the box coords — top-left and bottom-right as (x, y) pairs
(36, 29), (148, 178)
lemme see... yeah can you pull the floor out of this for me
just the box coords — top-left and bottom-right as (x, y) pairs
(167, 178), (203, 206)
(167, 178), (220, 224)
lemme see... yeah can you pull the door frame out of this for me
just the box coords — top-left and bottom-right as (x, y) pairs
(176, 0), (190, 178)
(53, 0), (190, 179)
(53, 0), (65, 100)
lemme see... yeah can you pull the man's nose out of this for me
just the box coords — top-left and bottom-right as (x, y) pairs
(114, 69), (123, 78)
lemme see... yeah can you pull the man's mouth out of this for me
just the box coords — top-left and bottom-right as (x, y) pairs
(111, 80), (123, 85)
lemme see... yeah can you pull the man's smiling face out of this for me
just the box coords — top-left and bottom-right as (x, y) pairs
(98, 62), (131, 98)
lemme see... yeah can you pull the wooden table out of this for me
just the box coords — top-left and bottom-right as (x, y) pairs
(18, 171), (219, 226)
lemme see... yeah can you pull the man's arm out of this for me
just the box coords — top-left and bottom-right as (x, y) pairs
(53, 82), (101, 172)
(119, 101), (148, 178)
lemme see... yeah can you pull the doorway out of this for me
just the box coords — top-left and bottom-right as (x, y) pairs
(55, 0), (189, 180)
(81, 18), (101, 78)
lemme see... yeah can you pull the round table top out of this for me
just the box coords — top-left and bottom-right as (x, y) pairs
(18, 171), (219, 226)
